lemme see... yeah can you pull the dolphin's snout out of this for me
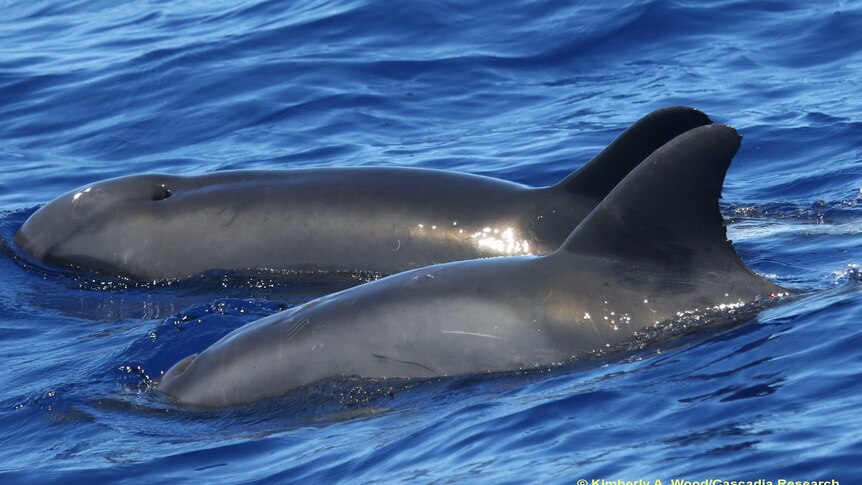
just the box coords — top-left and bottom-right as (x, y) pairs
(14, 174), (178, 265)
(12, 228), (40, 259)
(168, 353), (197, 376)
(157, 353), (198, 398)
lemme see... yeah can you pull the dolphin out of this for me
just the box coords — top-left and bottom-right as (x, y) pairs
(14, 107), (710, 281)
(157, 124), (787, 407)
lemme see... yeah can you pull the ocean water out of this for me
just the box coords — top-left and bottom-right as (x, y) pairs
(1, 0), (861, 482)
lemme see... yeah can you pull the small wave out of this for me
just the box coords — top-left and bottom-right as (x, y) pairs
(832, 263), (862, 284)
(724, 200), (862, 241)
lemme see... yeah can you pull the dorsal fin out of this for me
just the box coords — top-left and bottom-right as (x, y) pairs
(557, 106), (711, 199)
(558, 125), (748, 274)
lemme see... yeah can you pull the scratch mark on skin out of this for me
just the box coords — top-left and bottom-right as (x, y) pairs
(440, 330), (505, 340)
(372, 354), (435, 373)
(284, 318), (310, 344)
(215, 206), (237, 227)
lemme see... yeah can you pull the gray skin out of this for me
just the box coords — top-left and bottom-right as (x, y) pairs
(14, 107), (710, 280)
(157, 125), (788, 408)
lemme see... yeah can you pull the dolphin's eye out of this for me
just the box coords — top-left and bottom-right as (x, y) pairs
(152, 186), (172, 201)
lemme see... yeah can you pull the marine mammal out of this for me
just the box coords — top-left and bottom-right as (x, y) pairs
(14, 107), (710, 281)
(157, 124), (787, 407)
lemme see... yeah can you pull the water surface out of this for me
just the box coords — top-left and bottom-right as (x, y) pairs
(1, 0), (861, 482)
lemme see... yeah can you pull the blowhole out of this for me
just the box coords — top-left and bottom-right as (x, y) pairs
(153, 187), (173, 201)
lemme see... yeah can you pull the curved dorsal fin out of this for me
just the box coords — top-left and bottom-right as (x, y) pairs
(558, 106), (711, 200)
(558, 125), (753, 275)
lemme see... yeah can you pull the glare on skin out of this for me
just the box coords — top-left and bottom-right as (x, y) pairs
(414, 221), (533, 256)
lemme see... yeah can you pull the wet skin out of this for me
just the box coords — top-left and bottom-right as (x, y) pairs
(157, 125), (787, 407)
(15, 107), (711, 280)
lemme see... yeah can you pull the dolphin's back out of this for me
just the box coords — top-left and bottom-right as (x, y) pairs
(15, 107), (712, 280)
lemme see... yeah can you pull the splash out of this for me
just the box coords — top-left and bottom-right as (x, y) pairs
(832, 263), (862, 284)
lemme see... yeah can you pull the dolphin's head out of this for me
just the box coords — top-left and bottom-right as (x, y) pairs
(155, 316), (374, 408)
(157, 351), (238, 408)
(156, 309), (306, 407)
(14, 174), (178, 277)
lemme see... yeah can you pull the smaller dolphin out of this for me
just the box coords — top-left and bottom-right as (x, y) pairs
(15, 107), (710, 280)
(157, 124), (787, 408)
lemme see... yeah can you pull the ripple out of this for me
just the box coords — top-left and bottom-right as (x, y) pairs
(1, 0), (862, 481)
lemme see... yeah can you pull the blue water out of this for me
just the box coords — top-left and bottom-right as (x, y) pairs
(2, 0), (861, 482)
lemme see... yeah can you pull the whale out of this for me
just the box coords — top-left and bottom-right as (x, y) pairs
(14, 107), (710, 281)
(157, 124), (788, 407)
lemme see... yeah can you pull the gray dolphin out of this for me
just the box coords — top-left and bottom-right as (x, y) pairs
(157, 124), (787, 407)
(15, 107), (710, 281)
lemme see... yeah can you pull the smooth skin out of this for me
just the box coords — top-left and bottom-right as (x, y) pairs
(157, 125), (786, 407)
(15, 107), (710, 280)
